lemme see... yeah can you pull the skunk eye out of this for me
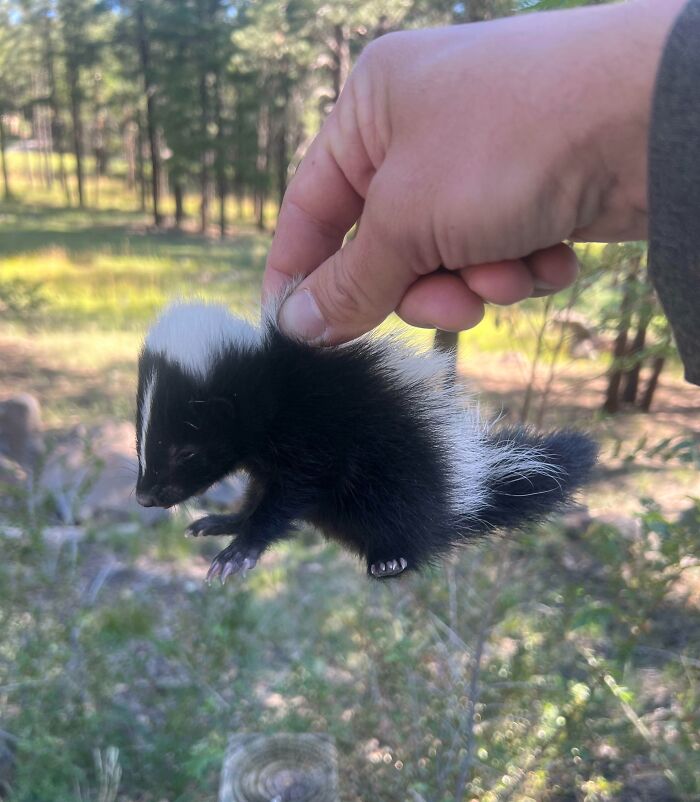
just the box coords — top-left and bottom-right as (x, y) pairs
(176, 447), (197, 462)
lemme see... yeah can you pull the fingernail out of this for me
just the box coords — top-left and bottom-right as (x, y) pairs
(278, 290), (327, 342)
(533, 279), (557, 291)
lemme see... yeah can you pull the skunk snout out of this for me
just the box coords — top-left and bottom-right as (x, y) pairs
(136, 490), (159, 507)
(136, 484), (185, 509)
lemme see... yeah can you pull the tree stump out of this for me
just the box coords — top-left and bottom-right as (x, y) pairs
(219, 734), (338, 802)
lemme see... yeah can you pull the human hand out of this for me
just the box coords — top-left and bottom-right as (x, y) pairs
(264, 0), (685, 344)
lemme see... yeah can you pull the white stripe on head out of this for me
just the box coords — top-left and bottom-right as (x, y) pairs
(139, 371), (157, 471)
(145, 302), (262, 380)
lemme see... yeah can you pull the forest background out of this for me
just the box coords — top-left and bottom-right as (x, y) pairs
(1, 0), (699, 800)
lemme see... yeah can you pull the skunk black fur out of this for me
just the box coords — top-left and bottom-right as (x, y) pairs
(135, 302), (597, 581)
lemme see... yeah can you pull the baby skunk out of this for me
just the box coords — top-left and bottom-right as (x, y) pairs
(135, 301), (597, 582)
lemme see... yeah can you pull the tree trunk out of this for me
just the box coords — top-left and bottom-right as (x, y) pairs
(621, 315), (649, 405)
(275, 73), (290, 212)
(0, 116), (10, 199)
(603, 266), (638, 414)
(639, 356), (665, 413)
(256, 102), (270, 231)
(67, 64), (85, 207)
(93, 111), (104, 209)
(93, 148), (101, 207)
(173, 178), (184, 228)
(43, 11), (60, 191)
(135, 108), (147, 212)
(199, 73), (210, 233)
(42, 111), (54, 187)
(23, 142), (35, 188)
(214, 73), (226, 238)
(136, 1), (162, 226)
(34, 102), (53, 188)
(46, 22), (70, 204)
(58, 149), (70, 204)
(124, 123), (136, 190)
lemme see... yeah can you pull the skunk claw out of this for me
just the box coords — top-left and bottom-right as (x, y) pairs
(207, 544), (260, 587)
(206, 560), (223, 585)
(369, 557), (408, 579)
(188, 514), (241, 538)
(220, 560), (239, 584)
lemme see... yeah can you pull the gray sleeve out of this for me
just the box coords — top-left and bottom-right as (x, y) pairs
(648, 0), (700, 386)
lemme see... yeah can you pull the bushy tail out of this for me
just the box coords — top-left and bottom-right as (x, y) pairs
(470, 428), (598, 534)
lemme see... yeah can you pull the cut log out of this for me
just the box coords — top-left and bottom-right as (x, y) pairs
(219, 734), (338, 802)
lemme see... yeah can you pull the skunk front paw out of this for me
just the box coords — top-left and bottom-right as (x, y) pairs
(206, 541), (262, 585)
(187, 513), (243, 537)
(369, 557), (408, 579)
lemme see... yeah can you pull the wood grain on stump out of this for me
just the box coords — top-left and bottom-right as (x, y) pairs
(219, 734), (338, 802)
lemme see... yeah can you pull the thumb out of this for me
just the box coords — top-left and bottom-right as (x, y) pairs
(277, 210), (419, 345)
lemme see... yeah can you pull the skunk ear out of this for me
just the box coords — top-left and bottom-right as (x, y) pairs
(475, 428), (598, 533)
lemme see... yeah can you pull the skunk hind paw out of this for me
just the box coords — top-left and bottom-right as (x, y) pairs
(369, 557), (408, 579)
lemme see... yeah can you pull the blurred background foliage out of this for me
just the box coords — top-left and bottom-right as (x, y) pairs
(0, 0), (699, 800)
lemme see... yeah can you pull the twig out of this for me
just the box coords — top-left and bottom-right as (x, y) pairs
(453, 558), (511, 801)
(520, 298), (553, 423)
(578, 645), (688, 802)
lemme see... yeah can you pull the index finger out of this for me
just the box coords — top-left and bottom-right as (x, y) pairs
(263, 124), (367, 300)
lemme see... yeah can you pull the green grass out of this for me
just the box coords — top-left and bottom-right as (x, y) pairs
(1, 506), (699, 801)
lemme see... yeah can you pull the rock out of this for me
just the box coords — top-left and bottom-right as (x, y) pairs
(80, 421), (168, 525)
(40, 421), (169, 526)
(0, 454), (28, 515)
(0, 394), (44, 473)
(0, 524), (86, 548)
(38, 426), (92, 523)
(0, 454), (27, 486)
(37, 419), (247, 527)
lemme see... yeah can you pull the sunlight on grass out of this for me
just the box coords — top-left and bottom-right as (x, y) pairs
(0, 205), (269, 330)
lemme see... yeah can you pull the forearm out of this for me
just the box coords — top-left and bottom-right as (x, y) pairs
(647, 0), (700, 385)
(567, 0), (689, 242)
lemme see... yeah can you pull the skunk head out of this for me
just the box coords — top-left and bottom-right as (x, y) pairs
(135, 302), (262, 508)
